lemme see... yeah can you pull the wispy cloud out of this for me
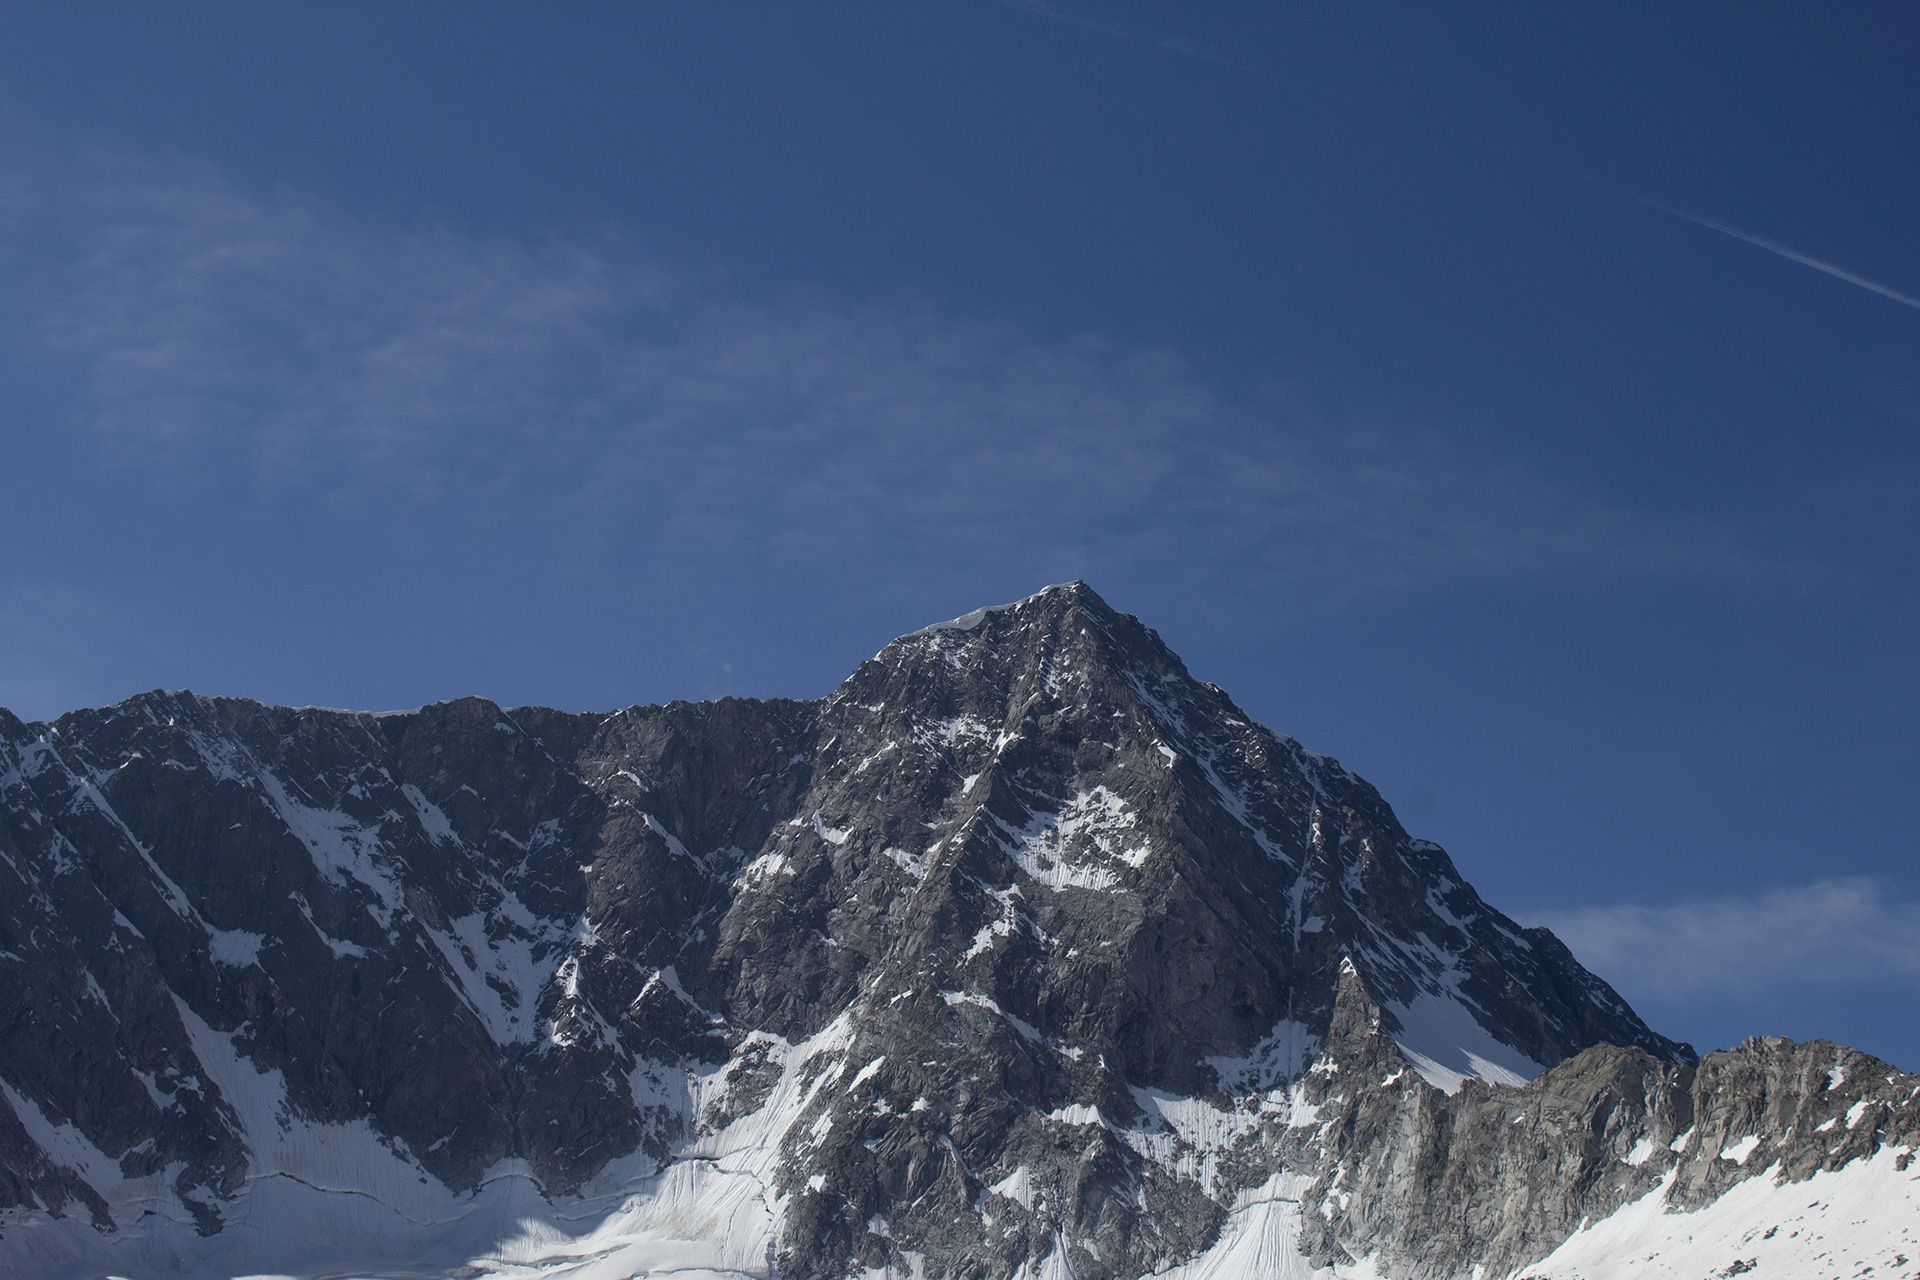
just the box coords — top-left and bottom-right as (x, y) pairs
(1535, 877), (1920, 1001)
(0, 132), (1797, 612)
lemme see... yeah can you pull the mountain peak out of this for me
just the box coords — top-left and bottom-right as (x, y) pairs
(874, 579), (1180, 688)
(9, 586), (1840, 1280)
(901, 578), (1111, 638)
(817, 587), (1686, 1096)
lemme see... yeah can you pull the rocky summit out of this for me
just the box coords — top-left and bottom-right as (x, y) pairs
(1, 582), (1915, 1279)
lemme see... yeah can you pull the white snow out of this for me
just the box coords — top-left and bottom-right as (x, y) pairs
(924, 714), (992, 748)
(255, 771), (404, 925)
(989, 786), (1147, 892)
(3, 1018), (1915, 1280)
(847, 1056), (886, 1091)
(399, 783), (459, 846)
(207, 928), (264, 968)
(740, 848), (795, 880)
(989, 1165), (1038, 1210)
(941, 990), (1082, 1061)
(1719, 1134), (1761, 1164)
(0, 1011), (873, 1280)
(1521, 1146), (1920, 1278)
(1205, 1018), (1316, 1092)
(963, 887), (1029, 960)
(1146, 1172), (1389, 1280)
(292, 894), (368, 958)
(1122, 1083), (1321, 1195)
(641, 812), (701, 863)
(423, 914), (547, 1043)
(905, 583), (1082, 639)
(883, 845), (932, 877)
(1383, 993), (1544, 1093)
(1045, 1103), (1109, 1128)
(0, 1078), (137, 1203)
(170, 996), (436, 1211)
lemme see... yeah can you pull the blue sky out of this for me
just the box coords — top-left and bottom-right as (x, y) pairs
(2, 3), (1916, 1067)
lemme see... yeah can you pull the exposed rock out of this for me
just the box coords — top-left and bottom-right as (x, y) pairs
(0, 583), (1910, 1280)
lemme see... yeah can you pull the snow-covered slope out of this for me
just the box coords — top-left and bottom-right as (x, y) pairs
(1525, 1145), (1920, 1280)
(1, 583), (1907, 1279)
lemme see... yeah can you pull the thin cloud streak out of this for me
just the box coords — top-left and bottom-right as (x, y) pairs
(1571, 171), (1920, 314)
(0, 134), (1804, 617)
(1535, 877), (1920, 1003)
(977, 9), (1919, 317)
(1483, 144), (1920, 315)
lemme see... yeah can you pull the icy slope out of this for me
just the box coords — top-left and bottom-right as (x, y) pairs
(1521, 1145), (1920, 1280)
(9, 1015), (1911, 1280)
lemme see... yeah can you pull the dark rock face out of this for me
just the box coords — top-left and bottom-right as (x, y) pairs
(0, 583), (1909, 1279)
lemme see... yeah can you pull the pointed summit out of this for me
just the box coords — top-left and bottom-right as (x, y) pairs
(900, 578), (1121, 641)
(871, 579), (1188, 703)
(2, 584), (1770, 1280)
(808, 586), (1686, 1093)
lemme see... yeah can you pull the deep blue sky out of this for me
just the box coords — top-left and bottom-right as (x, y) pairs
(2, 3), (1916, 1067)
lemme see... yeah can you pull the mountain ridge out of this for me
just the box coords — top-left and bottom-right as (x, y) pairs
(2, 582), (1913, 1280)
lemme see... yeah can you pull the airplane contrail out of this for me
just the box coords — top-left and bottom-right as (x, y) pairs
(1558, 168), (1920, 314)
(982, 1), (1920, 316)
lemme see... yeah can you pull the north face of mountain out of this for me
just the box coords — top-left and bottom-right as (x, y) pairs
(1, 582), (1912, 1280)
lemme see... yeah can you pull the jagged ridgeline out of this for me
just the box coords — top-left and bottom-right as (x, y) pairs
(2, 583), (1916, 1280)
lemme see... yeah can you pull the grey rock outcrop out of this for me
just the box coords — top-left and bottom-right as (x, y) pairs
(1283, 965), (1919, 1278)
(1, 582), (1909, 1280)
